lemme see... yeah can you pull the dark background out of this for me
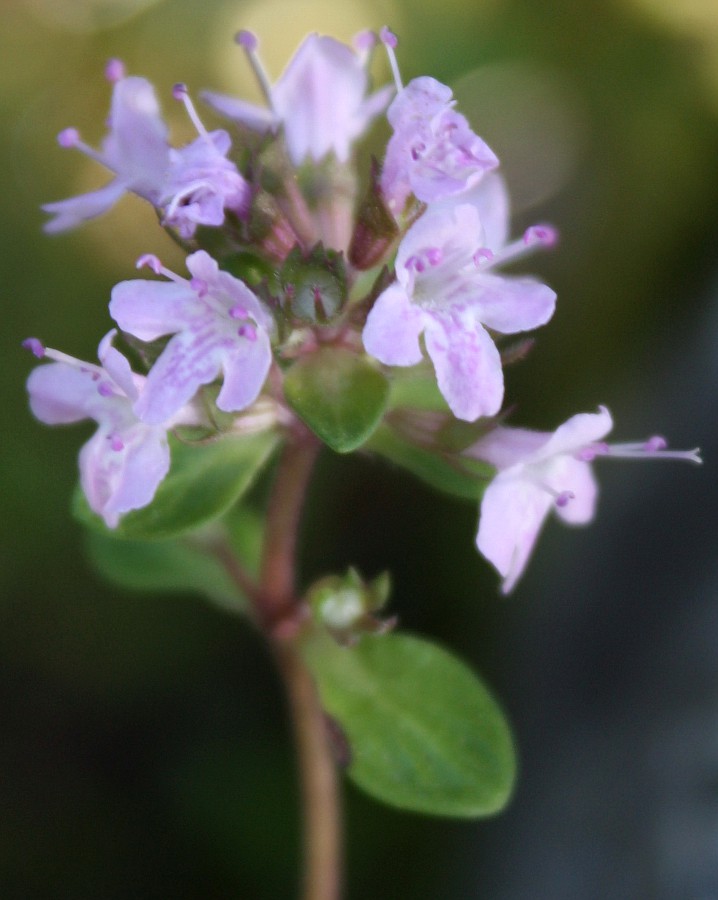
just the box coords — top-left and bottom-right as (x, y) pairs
(2, 0), (718, 896)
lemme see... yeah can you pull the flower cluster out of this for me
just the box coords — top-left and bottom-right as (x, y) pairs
(25, 28), (700, 589)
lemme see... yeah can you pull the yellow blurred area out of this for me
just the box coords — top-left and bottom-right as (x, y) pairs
(21, 0), (163, 33)
(627, 0), (718, 110)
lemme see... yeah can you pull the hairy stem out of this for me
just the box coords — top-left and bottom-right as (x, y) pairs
(254, 435), (342, 900)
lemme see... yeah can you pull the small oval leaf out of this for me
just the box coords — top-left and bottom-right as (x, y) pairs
(284, 348), (389, 453)
(368, 425), (491, 500)
(302, 632), (516, 818)
(74, 430), (278, 539)
(84, 508), (263, 615)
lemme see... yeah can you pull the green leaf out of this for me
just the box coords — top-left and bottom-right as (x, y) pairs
(284, 348), (389, 453)
(387, 367), (448, 412)
(368, 425), (491, 500)
(303, 632), (516, 818)
(84, 507), (263, 614)
(74, 430), (279, 540)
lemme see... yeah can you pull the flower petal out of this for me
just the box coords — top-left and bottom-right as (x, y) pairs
(423, 309), (503, 420)
(472, 273), (557, 334)
(216, 330), (272, 412)
(42, 179), (128, 233)
(546, 455), (599, 525)
(133, 325), (227, 425)
(200, 91), (278, 133)
(476, 474), (553, 594)
(79, 424), (169, 528)
(110, 279), (203, 342)
(103, 76), (169, 194)
(27, 363), (105, 424)
(100, 426), (171, 526)
(363, 283), (425, 366)
(539, 406), (613, 460)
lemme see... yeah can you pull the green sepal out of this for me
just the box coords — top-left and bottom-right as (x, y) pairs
(348, 158), (399, 271)
(73, 430), (279, 540)
(279, 244), (348, 324)
(284, 348), (390, 453)
(367, 425), (492, 500)
(302, 631), (517, 818)
(305, 568), (394, 642)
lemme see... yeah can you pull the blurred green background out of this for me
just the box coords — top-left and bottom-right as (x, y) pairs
(3, 0), (718, 896)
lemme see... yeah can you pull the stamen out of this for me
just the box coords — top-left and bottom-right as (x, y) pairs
(425, 247), (443, 266)
(579, 438), (701, 465)
(108, 433), (124, 451)
(104, 58), (126, 83)
(234, 30), (275, 110)
(229, 304), (248, 320)
(576, 442), (609, 462)
(539, 482), (576, 506)
(379, 26), (403, 91)
(523, 224), (558, 248)
(136, 254), (163, 275)
(57, 128), (80, 149)
(173, 82), (208, 138)
(473, 248), (494, 267)
(97, 382), (114, 397)
(57, 128), (111, 169)
(22, 337), (46, 358)
(238, 324), (257, 341)
(486, 224), (559, 269)
(190, 277), (209, 297)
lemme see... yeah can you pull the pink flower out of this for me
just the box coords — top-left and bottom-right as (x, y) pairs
(43, 63), (249, 238)
(362, 198), (556, 420)
(202, 31), (392, 164)
(471, 407), (701, 593)
(381, 76), (498, 213)
(377, 29), (498, 214)
(109, 251), (273, 425)
(24, 332), (199, 528)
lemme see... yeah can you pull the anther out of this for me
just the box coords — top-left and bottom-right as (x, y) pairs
(136, 254), (163, 274)
(229, 304), (248, 320)
(22, 337), (46, 358)
(473, 248), (494, 266)
(57, 128), (80, 148)
(104, 59), (126, 83)
(190, 277), (209, 297)
(523, 224), (558, 248)
(555, 490), (575, 508)
(643, 435), (667, 452)
(235, 29), (258, 51)
(238, 324), (257, 341)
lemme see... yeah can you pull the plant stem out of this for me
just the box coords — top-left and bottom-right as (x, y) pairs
(255, 435), (343, 900)
(276, 641), (343, 900)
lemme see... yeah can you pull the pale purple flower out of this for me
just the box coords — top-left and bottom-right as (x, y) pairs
(470, 407), (702, 593)
(24, 332), (198, 528)
(43, 62), (249, 238)
(161, 83), (250, 238)
(362, 200), (556, 421)
(202, 30), (393, 165)
(378, 29), (498, 214)
(109, 251), (273, 425)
